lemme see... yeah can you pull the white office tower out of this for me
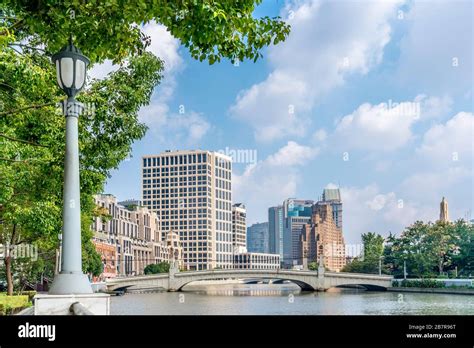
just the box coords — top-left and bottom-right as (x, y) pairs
(142, 150), (233, 270)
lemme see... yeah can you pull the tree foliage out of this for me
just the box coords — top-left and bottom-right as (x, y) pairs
(345, 220), (474, 278)
(1, 0), (290, 64)
(342, 232), (385, 274)
(386, 220), (473, 278)
(308, 261), (318, 271)
(144, 262), (170, 275)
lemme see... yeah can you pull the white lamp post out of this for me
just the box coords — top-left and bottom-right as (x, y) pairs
(48, 38), (92, 294)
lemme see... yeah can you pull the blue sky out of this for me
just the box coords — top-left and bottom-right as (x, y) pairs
(95, 0), (473, 244)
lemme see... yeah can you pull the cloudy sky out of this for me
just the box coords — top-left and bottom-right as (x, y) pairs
(98, 0), (473, 244)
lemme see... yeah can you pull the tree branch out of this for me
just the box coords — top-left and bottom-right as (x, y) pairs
(0, 157), (48, 164)
(8, 43), (49, 54)
(0, 133), (49, 148)
(0, 101), (60, 117)
(0, 82), (14, 90)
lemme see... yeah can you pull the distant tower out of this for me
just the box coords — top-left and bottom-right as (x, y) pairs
(439, 197), (449, 222)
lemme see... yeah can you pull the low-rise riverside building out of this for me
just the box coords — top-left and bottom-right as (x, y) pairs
(233, 251), (280, 270)
(91, 194), (183, 278)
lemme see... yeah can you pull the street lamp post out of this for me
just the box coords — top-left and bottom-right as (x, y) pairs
(48, 38), (93, 294)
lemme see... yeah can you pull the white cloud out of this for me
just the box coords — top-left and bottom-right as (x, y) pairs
(229, 71), (310, 142)
(142, 21), (183, 73)
(415, 94), (453, 120)
(89, 59), (117, 80)
(366, 193), (392, 211)
(229, 0), (403, 142)
(139, 107), (210, 146)
(233, 165), (299, 224)
(332, 100), (418, 151)
(396, 1), (472, 94)
(266, 141), (318, 166)
(337, 183), (428, 243)
(328, 94), (454, 152)
(401, 167), (471, 202)
(416, 112), (474, 165)
(312, 129), (327, 142)
(233, 141), (318, 224)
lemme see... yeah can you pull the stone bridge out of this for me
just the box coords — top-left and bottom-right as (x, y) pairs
(106, 268), (393, 292)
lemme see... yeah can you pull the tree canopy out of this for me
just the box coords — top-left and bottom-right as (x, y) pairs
(344, 220), (474, 278)
(144, 262), (170, 275)
(1, 0), (290, 64)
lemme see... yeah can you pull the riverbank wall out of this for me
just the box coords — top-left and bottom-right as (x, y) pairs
(388, 287), (474, 296)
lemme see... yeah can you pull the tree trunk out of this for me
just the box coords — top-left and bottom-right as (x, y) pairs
(5, 255), (13, 296)
(5, 224), (18, 296)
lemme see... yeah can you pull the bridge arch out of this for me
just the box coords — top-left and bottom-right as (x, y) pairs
(175, 276), (316, 291)
(106, 270), (393, 292)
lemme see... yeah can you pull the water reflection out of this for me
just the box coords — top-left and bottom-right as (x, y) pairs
(110, 283), (474, 315)
(184, 283), (301, 296)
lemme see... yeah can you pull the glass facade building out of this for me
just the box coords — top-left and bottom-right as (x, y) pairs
(247, 222), (269, 253)
(282, 199), (314, 267)
(268, 206), (284, 259)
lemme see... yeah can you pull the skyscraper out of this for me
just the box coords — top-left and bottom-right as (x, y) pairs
(247, 222), (270, 253)
(282, 199), (314, 267)
(268, 205), (283, 258)
(141, 150), (233, 270)
(232, 203), (247, 251)
(440, 197), (449, 222)
(322, 188), (343, 229)
(300, 201), (346, 272)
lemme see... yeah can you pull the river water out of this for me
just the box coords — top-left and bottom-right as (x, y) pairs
(110, 283), (474, 315)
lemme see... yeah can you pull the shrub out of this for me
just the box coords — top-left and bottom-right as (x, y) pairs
(394, 279), (445, 288)
(20, 291), (37, 302)
(144, 262), (170, 275)
(0, 294), (31, 315)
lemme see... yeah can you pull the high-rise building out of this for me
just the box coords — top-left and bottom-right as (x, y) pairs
(300, 201), (346, 272)
(142, 150), (233, 270)
(440, 197), (449, 222)
(268, 205), (284, 259)
(247, 222), (269, 253)
(322, 188), (343, 229)
(282, 199), (314, 267)
(232, 203), (247, 251)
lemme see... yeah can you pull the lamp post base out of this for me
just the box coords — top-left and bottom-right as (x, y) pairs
(34, 293), (110, 315)
(49, 273), (93, 294)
